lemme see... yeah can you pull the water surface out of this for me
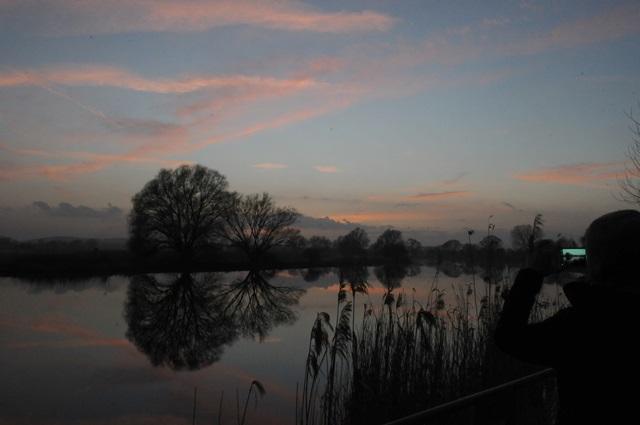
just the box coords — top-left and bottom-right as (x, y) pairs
(0, 265), (560, 425)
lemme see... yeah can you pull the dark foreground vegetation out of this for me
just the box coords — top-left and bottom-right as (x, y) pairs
(297, 263), (562, 425)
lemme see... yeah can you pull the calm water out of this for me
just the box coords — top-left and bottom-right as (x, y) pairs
(0, 265), (559, 425)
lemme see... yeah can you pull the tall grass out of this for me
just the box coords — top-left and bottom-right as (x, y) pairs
(297, 265), (561, 425)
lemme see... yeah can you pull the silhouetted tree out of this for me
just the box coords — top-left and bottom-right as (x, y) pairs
(125, 273), (237, 370)
(620, 107), (640, 204)
(555, 234), (577, 248)
(372, 229), (408, 261)
(219, 192), (299, 261)
(128, 165), (230, 258)
(285, 230), (307, 250)
(510, 224), (542, 251)
(479, 235), (503, 251)
(479, 235), (504, 282)
(303, 235), (333, 263)
(406, 238), (423, 258)
(335, 227), (369, 259)
(441, 239), (463, 251)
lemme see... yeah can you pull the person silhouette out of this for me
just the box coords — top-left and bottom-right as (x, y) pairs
(495, 210), (640, 424)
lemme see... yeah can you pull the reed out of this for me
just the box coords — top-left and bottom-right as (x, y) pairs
(298, 266), (561, 425)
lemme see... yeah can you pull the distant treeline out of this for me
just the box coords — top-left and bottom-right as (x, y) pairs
(0, 221), (578, 277)
(0, 166), (580, 277)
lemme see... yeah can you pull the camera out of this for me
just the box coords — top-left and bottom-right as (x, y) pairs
(561, 248), (586, 267)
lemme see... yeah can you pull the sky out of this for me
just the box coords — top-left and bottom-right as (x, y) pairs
(0, 0), (639, 243)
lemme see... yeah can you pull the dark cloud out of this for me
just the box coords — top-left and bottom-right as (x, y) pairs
(0, 202), (127, 240)
(32, 201), (123, 219)
(295, 215), (456, 245)
(502, 202), (525, 212)
(439, 172), (468, 185)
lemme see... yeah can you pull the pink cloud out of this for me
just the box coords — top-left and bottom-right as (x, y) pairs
(3, 97), (354, 181)
(314, 165), (340, 173)
(146, 0), (396, 33)
(408, 191), (472, 201)
(253, 162), (287, 169)
(0, 143), (190, 181)
(514, 162), (624, 185)
(329, 211), (439, 224)
(3, 0), (395, 35)
(518, 3), (640, 54)
(194, 99), (354, 149)
(0, 65), (320, 94)
(4, 4), (636, 185)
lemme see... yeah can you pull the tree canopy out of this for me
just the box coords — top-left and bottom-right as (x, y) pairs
(372, 228), (408, 260)
(335, 227), (369, 259)
(219, 192), (299, 261)
(128, 165), (230, 257)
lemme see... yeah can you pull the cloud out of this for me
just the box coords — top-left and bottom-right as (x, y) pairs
(0, 115), (192, 181)
(1, 0), (395, 35)
(314, 165), (340, 173)
(439, 172), (468, 186)
(514, 162), (624, 185)
(502, 202), (525, 213)
(0, 202), (128, 239)
(0, 151), (188, 182)
(253, 162), (287, 169)
(32, 201), (123, 219)
(408, 191), (472, 201)
(0, 161), (108, 181)
(294, 214), (455, 245)
(381, 3), (640, 71)
(3, 4), (638, 185)
(528, 3), (640, 52)
(0, 65), (320, 94)
(328, 211), (435, 224)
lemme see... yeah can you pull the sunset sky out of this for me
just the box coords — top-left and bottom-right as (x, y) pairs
(1, 0), (639, 243)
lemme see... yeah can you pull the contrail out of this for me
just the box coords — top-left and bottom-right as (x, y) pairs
(2, 66), (122, 128)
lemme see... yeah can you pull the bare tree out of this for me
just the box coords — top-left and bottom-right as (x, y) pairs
(219, 192), (299, 261)
(620, 108), (640, 204)
(406, 238), (423, 257)
(335, 227), (369, 259)
(372, 228), (408, 261)
(479, 234), (503, 250)
(441, 239), (463, 252)
(129, 165), (230, 258)
(510, 224), (537, 251)
(303, 235), (332, 263)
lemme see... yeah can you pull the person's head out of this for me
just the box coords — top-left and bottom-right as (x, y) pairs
(585, 210), (640, 287)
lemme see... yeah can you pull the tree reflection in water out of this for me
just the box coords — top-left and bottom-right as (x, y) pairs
(125, 273), (235, 370)
(125, 270), (305, 370)
(221, 270), (305, 341)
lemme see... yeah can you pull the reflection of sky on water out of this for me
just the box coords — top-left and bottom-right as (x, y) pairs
(0, 266), (565, 424)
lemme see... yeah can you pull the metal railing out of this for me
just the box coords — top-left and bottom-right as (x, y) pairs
(383, 368), (556, 425)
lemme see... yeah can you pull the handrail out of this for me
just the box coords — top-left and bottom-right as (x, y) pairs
(383, 368), (555, 425)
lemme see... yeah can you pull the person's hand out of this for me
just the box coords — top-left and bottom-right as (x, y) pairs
(527, 240), (561, 277)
